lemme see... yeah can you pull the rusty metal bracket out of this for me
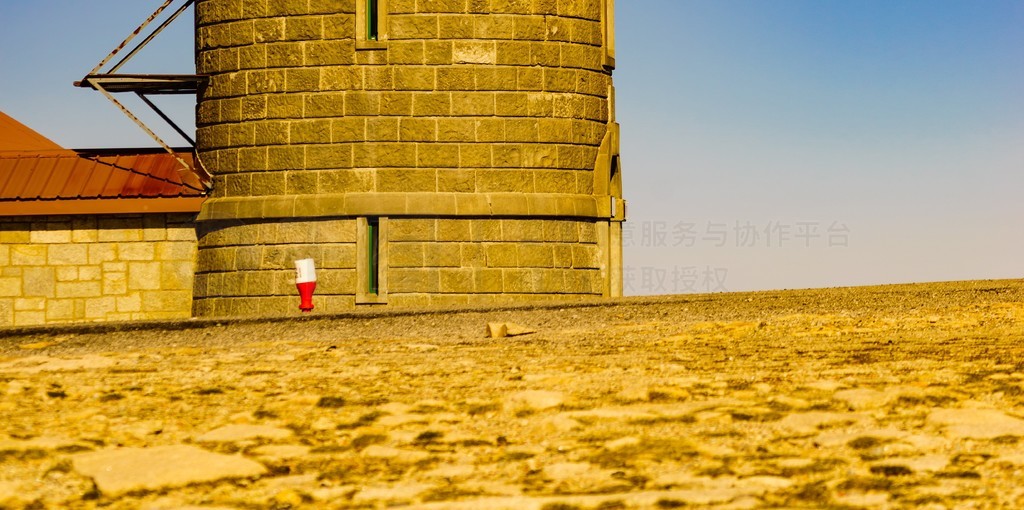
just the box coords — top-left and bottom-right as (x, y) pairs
(75, 0), (211, 189)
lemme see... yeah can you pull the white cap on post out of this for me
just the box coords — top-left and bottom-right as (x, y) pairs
(295, 258), (317, 284)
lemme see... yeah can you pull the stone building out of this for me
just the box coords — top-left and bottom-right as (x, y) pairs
(192, 0), (623, 316)
(0, 112), (203, 327)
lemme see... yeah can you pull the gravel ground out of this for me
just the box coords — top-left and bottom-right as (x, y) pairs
(0, 279), (1023, 509)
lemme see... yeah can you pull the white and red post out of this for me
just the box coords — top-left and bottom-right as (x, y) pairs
(295, 258), (317, 313)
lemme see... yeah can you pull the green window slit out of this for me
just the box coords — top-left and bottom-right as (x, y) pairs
(367, 218), (379, 294)
(367, 0), (379, 41)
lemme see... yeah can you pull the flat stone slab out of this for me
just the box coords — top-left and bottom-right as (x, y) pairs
(504, 390), (564, 412)
(195, 424), (293, 443)
(927, 408), (1024, 439)
(71, 445), (266, 496)
(0, 355), (116, 373)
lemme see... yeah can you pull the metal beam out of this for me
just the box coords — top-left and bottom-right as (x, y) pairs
(87, 0), (178, 77)
(136, 92), (196, 146)
(76, 0), (210, 190)
(90, 82), (207, 191)
(108, 0), (196, 75)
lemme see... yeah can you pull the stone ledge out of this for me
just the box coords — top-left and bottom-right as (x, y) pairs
(197, 193), (610, 221)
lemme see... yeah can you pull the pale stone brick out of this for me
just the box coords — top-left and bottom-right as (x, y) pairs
(0, 245), (8, 266)
(14, 297), (45, 311)
(578, 222), (598, 243)
(0, 277), (21, 297)
(56, 281), (101, 299)
(89, 244), (118, 265)
(11, 245), (46, 266)
(29, 227), (72, 244)
(45, 300), (75, 321)
(48, 245), (88, 266)
(85, 297), (117, 319)
(71, 229), (99, 243)
(102, 262), (127, 273)
(56, 267), (79, 282)
(161, 261), (196, 290)
(167, 227), (198, 242)
(117, 293), (143, 313)
(79, 266), (102, 281)
(156, 242), (196, 262)
(128, 262), (162, 291)
(103, 272), (128, 295)
(502, 219), (547, 242)
(14, 311), (45, 326)
(118, 242), (157, 261)
(0, 300), (11, 327)
(22, 267), (55, 298)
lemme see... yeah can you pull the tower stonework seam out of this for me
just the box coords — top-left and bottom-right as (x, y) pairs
(192, 0), (623, 316)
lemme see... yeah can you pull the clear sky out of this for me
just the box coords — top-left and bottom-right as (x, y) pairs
(1, 1), (1021, 294)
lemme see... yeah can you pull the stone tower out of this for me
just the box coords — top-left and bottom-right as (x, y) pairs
(192, 0), (622, 316)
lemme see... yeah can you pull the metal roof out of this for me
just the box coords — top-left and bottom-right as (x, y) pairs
(0, 111), (206, 216)
(0, 148), (207, 216)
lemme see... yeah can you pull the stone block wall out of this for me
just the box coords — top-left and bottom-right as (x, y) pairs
(192, 0), (620, 316)
(0, 214), (197, 327)
(386, 218), (603, 307)
(193, 217), (357, 316)
(193, 216), (603, 315)
(194, 0), (612, 203)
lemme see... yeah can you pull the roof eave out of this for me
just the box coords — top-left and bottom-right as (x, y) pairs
(0, 197), (206, 216)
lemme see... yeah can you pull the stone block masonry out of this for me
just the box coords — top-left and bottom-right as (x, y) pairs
(193, 0), (622, 316)
(194, 217), (603, 315)
(0, 214), (197, 327)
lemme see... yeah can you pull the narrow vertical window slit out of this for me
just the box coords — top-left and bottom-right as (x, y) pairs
(367, 217), (379, 294)
(368, 0), (379, 41)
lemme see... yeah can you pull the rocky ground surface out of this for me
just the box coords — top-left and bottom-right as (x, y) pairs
(1, 279), (1023, 509)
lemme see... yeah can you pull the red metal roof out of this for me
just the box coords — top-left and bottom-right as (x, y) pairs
(0, 112), (206, 216)
(0, 149), (206, 216)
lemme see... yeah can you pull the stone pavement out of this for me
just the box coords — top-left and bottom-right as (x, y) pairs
(0, 280), (1023, 509)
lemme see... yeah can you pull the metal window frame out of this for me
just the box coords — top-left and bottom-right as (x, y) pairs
(357, 216), (389, 304)
(357, 0), (389, 50)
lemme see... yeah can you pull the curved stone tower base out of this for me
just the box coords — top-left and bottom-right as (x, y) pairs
(192, 0), (622, 316)
(193, 216), (609, 316)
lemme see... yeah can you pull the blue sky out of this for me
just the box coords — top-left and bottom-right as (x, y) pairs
(1, 1), (1021, 294)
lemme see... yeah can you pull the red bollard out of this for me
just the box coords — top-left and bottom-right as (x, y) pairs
(295, 258), (316, 313)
